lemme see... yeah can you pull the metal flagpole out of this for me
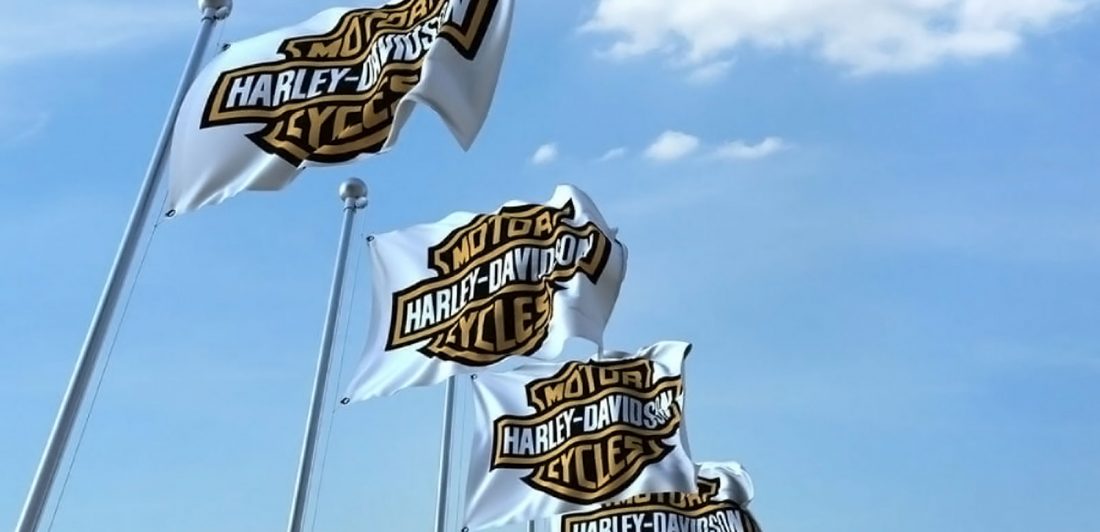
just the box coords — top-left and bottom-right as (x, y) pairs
(433, 377), (458, 532)
(15, 2), (231, 531)
(286, 178), (369, 532)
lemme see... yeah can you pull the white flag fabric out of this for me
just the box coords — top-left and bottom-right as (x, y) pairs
(342, 185), (627, 402)
(556, 462), (762, 532)
(465, 341), (697, 530)
(166, 0), (513, 214)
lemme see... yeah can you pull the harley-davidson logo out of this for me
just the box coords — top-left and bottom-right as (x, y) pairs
(561, 477), (763, 532)
(386, 200), (613, 367)
(201, 0), (498, 165)
(490, 358), (684, 504)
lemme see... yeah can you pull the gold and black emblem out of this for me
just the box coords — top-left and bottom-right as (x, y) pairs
(562, 477), (763, 532)
(387, 200), (613, 366)
(201, 0), (499, 165)
(490, 358), (684, 504)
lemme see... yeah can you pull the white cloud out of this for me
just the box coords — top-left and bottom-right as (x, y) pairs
(687, 60), (734, 84)
(597, 147), (628, 161)
(0, 2), (197, 141)
(714, 136), (789, 160)
(644, 131), (700, 162)
(0, 2), (193, 67)
(583, 0), (1094, 74)
(531, 143), (559, 165)
(0, 112), (50, 147)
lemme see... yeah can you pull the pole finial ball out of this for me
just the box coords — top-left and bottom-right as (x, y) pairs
(199, 0), (233, 13)
(339, 178), (368, 201)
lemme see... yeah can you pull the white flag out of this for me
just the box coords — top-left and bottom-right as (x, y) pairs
(465, 341), (697, 530)
(342, 185), (627, 402)
(166, 0), (514, 214)
(557, 462), (762, 532)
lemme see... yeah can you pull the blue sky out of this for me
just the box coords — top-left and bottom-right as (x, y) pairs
(2, 1), (1099, 531)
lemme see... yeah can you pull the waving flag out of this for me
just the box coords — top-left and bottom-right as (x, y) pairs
(166, 0), (513, 214)
(343, 185), (628, 402)
(464, 342), (697, 529)
(558, 462), (762, 532)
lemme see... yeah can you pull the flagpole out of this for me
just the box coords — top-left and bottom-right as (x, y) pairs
(286, 178), (369, 532)
(14, 3), (231, 531)
(433, 376), (458, 532)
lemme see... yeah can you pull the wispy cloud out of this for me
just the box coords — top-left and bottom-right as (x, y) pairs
(713, 137), (789, 161)
(687, 60), (734, 84)
(644, 131), (700, 162)
(531, 143), (559, 165)
(0, 2), (194, 67)
(597, 147), (628, 162)
(583, 0), (1095, 75)
(0, 85), (50, 146)
(0, 112), (50, 146)
(0, 2), (218, 138)
(629, 132), (792, 163)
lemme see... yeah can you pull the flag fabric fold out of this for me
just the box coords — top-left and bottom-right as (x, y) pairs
(343, 184), (628, 402)
(556, 461), (762, 532)
(166, 0), (514, 214)
(464, 341), (697, 530)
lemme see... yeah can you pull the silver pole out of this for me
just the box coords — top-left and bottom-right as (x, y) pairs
(286, 179), (369, 532)
(433, 377), (458, 532)
(15, 2), (231, 531)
